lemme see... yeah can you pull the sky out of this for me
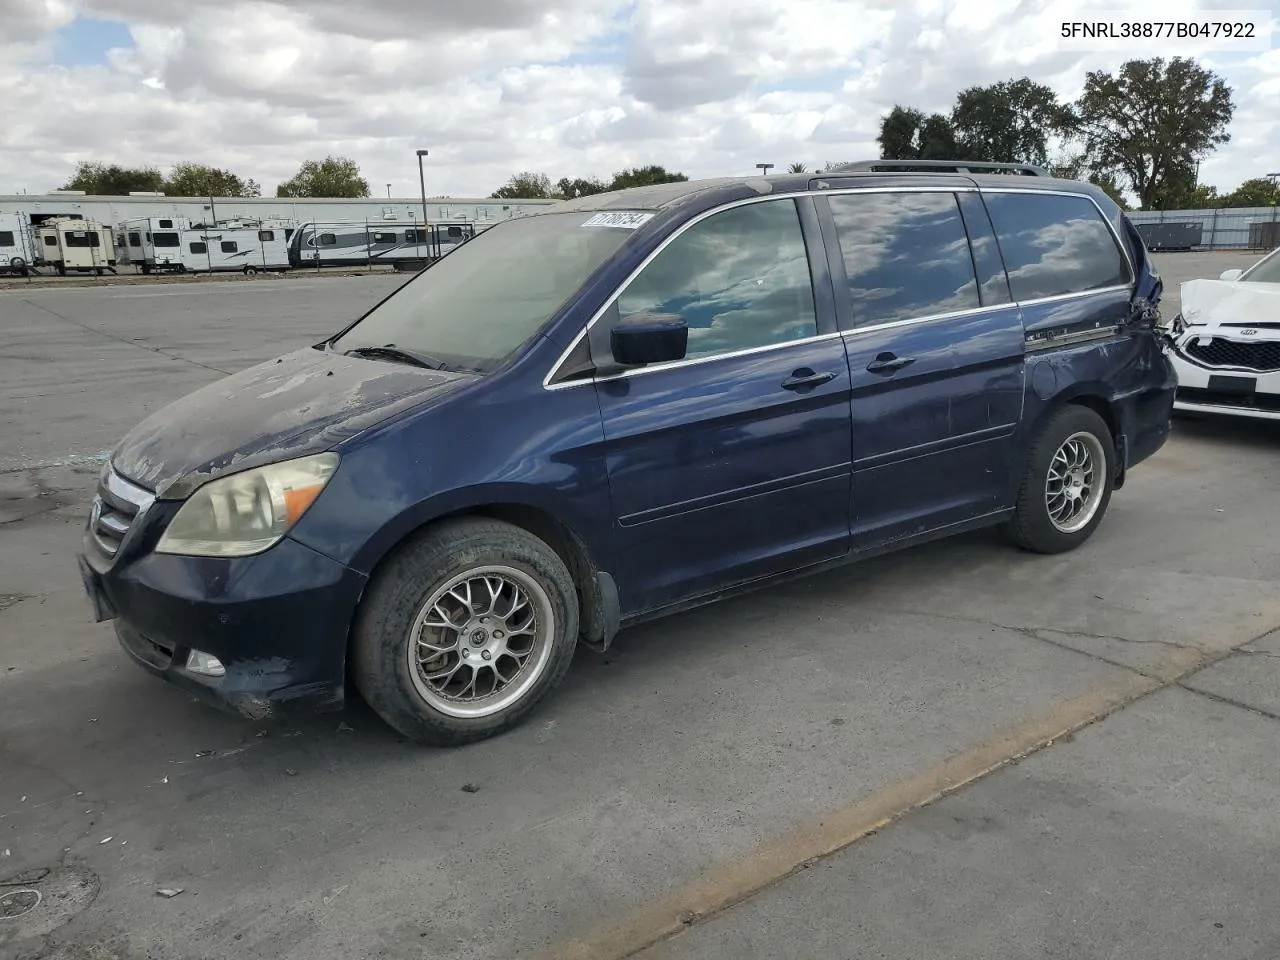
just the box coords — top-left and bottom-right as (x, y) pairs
(0, 0), (1276, 201)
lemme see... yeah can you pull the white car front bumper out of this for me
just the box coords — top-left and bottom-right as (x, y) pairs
(1169, 333), (1280, 421)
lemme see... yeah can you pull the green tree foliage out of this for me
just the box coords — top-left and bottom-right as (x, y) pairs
(787, 162), (808, 173)
(875, 106), (959, 161)
(60, 161), (164, 195)
(950, 78), (1073, 167)
(491, 171), (554, 199)
(1220, 177), (1280, 208)
(276, 156), (370, 198)
(1074, 57), (1234, 210)
(607, 165), (688, 190)
(555, 176), (608, 199)
(164, 162), (260, 198)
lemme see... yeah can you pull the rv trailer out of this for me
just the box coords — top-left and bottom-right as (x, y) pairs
(118, 216), (192, 273)
(287, 221), (475, 268)
(34, 218), (116, 275)
(0, 213), (36, 275)
(178, 225), (291, 274)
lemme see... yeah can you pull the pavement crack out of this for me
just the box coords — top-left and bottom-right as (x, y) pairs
(19, 298), (232, 375)
(1177, 683), (1280, 724)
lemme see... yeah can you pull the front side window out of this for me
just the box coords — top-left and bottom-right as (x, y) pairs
(828, 192), (980, 327)
(983, 192), (1132, 301)
(0, 231), (14, 246)
(258, 230), (275, 242)
(44, 235), (56, 247)
(332, 211), (636, 373)
(615, 199), (817, 361)
(319, 233), (337, 246)
(1241, 248), (1280, 284)
(221, 241), (238, 253)
(152, 232), (179, 248)
(128, 232), (141, 247)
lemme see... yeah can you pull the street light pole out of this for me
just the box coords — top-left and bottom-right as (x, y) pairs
(756, 163), (774, 177)
(416, 149), (429, 260)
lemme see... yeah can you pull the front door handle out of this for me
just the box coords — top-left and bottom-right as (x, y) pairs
(781, 369), (837, 391)
(866, 352), (916, 374)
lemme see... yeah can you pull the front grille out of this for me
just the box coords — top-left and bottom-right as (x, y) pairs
(1183, 337), (1280, 372)
(117, 624), (174, 670)
(89, 466), (155, 559)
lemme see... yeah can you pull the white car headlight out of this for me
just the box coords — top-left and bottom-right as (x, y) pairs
(156, 453), (339, 557)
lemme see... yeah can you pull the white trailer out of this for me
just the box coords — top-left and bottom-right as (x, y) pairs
(287, 221), (475, 268)
(118, 216), (191, 273)
(179, 225), (291, 274)
(0, 213), (36, 275)
(34, 218), (117, 275)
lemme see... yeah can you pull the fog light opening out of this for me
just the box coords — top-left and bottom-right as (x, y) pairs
(185, 649), (226, 678)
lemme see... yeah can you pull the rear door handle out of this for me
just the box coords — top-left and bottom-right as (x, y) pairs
(781, 369), (837, 391)
(866, 353), (916, 374)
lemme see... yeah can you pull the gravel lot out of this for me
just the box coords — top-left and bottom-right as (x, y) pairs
(3, 252), (1278, 960)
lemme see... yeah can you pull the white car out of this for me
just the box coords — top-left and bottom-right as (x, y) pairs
(1166, 246), (1280, 420)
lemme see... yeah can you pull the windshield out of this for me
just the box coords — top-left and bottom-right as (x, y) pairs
(331, 212), (639, 372)
(1241, 248), (1280, 283)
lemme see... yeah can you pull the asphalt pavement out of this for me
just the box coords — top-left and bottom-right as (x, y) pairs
(2, 254), (1278, 960)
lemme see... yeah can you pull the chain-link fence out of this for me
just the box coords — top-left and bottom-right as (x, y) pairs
(1127, 206), (1280, 251)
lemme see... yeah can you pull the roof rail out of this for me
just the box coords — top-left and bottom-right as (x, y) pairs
(827, 159), (1050, 177)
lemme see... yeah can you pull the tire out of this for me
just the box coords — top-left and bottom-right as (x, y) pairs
(243, 265), (258, 275)
(352, 518), (579, 746)
(141, 263), (151, 275)
(1005, 405), (1115, 554)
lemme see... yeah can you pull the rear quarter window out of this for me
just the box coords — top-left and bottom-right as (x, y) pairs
(982, 192), (1132, 301)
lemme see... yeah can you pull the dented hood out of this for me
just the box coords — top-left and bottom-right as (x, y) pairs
(1180, 279), (1280, 337)
(112, 346), (472, 499)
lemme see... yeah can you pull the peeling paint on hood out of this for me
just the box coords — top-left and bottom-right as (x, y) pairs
(111, 346), (474, 499)
(1180, 279), (1280, 338)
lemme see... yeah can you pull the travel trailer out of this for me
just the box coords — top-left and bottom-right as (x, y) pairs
(0, 213), (36, 275)
(118, 216), (192, 273)
(179, 225), (291, 274)
(34, 217), (117, 275)
(287, 221), (475, 268)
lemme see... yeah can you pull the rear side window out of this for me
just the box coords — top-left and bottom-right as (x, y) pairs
(189, 241), (207, 254)
(221, 241), (238, 253)
(372, 232), (396, 244)
(258, 230), (275, 242)
(982, 193), (1132, 301)
(319, 233), (337, 246)
(65, 231), (98, 247)
(44, 235), (57, 247)
(447, 226), (464, 238)
(152, 232), (179, 248)
(158, 219), (173, 229)
(827, 192), (979, 327)
(615, 198), (818, 362)
(0, 231), (14, 246)
(128, 232), (141, 247)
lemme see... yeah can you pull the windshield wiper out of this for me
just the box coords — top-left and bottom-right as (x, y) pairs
(341, 344), (451, 371)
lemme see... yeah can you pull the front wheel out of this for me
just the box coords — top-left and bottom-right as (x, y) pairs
(352, 518), (579, 746)
(1005, 405), (1115, 554)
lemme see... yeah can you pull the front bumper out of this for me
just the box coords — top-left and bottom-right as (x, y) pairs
(1168, 338), (1280, 421)
(80, 526), (368, 720)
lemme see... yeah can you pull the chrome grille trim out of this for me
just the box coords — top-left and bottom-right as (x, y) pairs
(89, 465), (155, 559)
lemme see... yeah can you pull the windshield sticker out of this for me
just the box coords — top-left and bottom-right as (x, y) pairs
(581, 212), (654, 229)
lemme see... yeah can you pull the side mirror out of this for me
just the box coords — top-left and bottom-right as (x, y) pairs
(1219, 268), (1243, 282)
(610, 313), (688, 367)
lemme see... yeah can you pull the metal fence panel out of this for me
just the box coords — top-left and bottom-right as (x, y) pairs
(1126, 206), (1280, 250)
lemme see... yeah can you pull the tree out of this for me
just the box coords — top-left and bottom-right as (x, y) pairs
(1221, 177), (1280, 208)
(787, 162), (808, 173)
(164, 162), (260, 198)
(607, 165), (688, 190)
(555, 176), (607, 199)
(491, 171), (554, 199)
(60, 161), (164, 195)
(275, 156), (370, 198)
(1074, 57), (1234, 210)
(876, 107), (959, 160)
(950, 78), (1072, 167)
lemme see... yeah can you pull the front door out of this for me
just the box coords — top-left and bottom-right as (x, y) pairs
(818, 190), (1027, 549)
(591, 197), (853, 614)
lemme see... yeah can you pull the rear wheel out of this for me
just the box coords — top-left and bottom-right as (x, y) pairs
(352, 518), (579, 746)
(1006, 405), (1115, 554)
(243, 265), (258, 275)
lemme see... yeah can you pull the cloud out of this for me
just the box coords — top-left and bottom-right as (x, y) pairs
(0, 0), (1274, 200)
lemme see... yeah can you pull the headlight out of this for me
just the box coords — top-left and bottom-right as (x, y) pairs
(156, 453), (339, 557)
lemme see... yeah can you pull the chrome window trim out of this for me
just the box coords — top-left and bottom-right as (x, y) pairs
(542, 184), (1133, 391)
(840, 302), (1019, 339)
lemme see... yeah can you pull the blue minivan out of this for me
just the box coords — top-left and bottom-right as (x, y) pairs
(79, 162), (1174, 745)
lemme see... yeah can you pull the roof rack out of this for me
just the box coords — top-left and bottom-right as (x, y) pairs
(827, 160), (1050, 177)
